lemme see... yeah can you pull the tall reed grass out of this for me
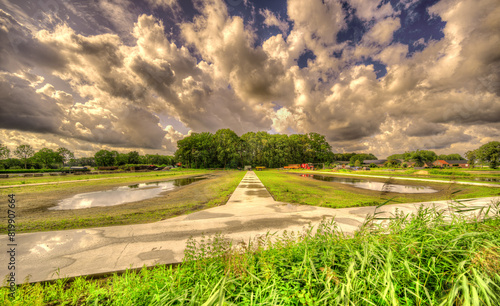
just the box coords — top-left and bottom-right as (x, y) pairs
(2, 200), (500, 305)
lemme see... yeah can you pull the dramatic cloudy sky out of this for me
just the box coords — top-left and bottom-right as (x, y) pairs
(0, 0), (499, 158)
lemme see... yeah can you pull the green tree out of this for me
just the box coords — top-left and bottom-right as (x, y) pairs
(387, 152), (412, 162)
(307, 132), (332, 162)
(411, 150), (437, 167)
(349, 153), (377, 166)
(465, 150), (476, 167)
(56, 147), (75, 166)
(115, 153), (128, 166)
(385, 159), (401, 168)
(94, 150), (116, 167)
(127, 151), (141, 164)
(33, 148), (58, 168)
(214, 129), (239, 168)
(14, 144), (35, 169)
(0, 143), (10, 160)
(476, 141), (500, 169)
(437, 153), (464, 160)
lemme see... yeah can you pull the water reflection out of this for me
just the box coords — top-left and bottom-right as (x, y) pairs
(49, 176), (207, 210)
(300, 174), (438, 194)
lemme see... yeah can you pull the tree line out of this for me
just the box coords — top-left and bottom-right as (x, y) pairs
(0, 145), (75, 170)
(92, 150), (175, 167)
(174, 129), (337, 168)
(1, 135), (498, 170)
(0, 144), (175, 169)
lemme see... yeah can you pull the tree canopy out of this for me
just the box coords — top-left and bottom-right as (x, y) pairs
(14, 144), (35, 169)
(475, 141), (500, 169)
(349, 153), (377, 166)
(175, 129), (334, 169)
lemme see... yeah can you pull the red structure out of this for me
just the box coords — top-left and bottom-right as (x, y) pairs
(284, 163), (314, 170)
(300, 163), (314, 170)
(432, 160), (469, 168)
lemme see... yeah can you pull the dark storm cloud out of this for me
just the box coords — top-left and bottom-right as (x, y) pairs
(405, 121), (446, 137)
(0, 0), (499, 158)
(0, 10), (67, 72)
(0, 73), (63, 133)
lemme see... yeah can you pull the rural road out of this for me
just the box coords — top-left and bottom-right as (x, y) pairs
(1, 171), (499, 284)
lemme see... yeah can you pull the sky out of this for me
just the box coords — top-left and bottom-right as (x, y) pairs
(0, 0), (499, 159)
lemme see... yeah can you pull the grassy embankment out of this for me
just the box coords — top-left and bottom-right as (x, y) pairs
(2, 202), (499, 305)
(256, 170), (500, 208)
(0, 170), (245, 233)
(0, 168), (207, 188)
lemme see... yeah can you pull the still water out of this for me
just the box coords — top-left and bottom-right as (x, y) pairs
(301, 174), (438, 194)
(49, 176), (207, 210)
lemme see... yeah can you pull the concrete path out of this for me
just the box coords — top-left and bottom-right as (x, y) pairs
(1, 171), (499, 284)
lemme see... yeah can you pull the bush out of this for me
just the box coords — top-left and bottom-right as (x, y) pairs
(429, 169), (471, 176)
(369, 163), (377, 168)
(0, 169), (62, 173)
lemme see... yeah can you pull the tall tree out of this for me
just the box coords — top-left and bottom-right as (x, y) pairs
(437, 153), (464, 160)
(33, 148), (57, 168)
(349, 153), (377, 166)
(94, 150), (116, 167)
(0, 143), (10, 160)
(411, 150), (437, 167)
(115, 153), (128, 166)
(214, 129), (239, 168)
(127, 151), (141, 164)
(465, 150), (476, 167)
(14, 144), (35, 169)
(476, 141), (500, 169)
(307, 132), (331, 163)
(56, 147), (75, 166)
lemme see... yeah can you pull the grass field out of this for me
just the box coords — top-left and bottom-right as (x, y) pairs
(0, 170), (245, 233)
(2, 203), (499, 305)
(255, 170), (500, 209)
(0, 168), (209, 188)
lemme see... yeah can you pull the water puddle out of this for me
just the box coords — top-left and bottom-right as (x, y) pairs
(300, 174), (438, 194)
(49, 176), (207, 210)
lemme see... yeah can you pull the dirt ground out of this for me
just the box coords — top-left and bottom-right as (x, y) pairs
(4, 171), (243, 232)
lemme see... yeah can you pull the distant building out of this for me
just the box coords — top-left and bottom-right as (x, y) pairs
(433, 160), (469, 168)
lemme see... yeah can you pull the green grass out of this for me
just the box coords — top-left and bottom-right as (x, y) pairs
(2, 201), (499, 305)
(0, 168), (206, 189)
(0, 170), (245, 233)
(254, 170), (500, 209)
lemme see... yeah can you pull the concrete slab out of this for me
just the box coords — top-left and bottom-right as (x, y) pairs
(1, 171), (499, 284)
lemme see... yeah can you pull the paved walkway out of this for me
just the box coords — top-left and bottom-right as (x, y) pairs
(1, 171), (499, 284)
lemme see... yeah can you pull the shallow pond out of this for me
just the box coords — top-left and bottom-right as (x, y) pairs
(49, 176), (207, 210)
(300, 174), (438, 194)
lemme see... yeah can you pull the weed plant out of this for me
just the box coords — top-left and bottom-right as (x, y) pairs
(2, 202), (500, 305)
